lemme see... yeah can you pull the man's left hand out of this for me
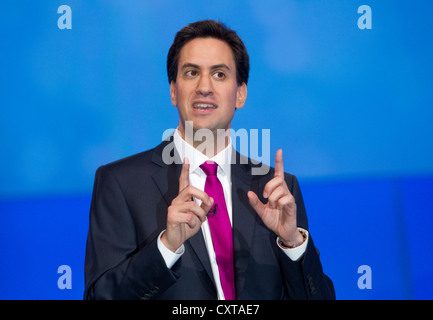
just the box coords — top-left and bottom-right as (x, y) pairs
(247, 149), (304, 248)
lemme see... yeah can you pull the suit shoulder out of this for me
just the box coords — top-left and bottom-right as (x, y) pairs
(104, 149), (153, 168)
(95, 142), (166, 178)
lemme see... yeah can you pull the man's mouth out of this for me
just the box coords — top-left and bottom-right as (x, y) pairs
(192, 103), (217, 111)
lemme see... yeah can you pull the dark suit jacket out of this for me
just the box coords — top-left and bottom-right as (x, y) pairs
(84, 139), (335, 300)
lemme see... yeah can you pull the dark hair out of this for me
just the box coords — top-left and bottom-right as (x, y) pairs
(167, 20), (249, 85)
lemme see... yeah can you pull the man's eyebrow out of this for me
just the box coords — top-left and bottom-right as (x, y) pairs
(210, 64), (231, 71)
(180, 63), (231, 71)
(180, 63), (200, 70)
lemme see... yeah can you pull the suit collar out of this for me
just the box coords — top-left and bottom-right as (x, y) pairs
(172, 128), (233, 178)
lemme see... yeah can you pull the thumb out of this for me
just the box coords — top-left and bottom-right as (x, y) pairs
(248, 191), (265, 216)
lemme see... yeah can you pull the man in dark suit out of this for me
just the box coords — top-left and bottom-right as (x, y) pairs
(84, 20), (335, 300)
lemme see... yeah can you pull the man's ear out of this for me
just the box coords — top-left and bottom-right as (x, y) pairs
(170, 81), (177, 106)
(235, 83), (247, 110)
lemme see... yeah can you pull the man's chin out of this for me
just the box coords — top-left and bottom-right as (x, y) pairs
(179, 120), (230, 138)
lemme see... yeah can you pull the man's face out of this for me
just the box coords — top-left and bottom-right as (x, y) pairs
(170, 37), (247, 138)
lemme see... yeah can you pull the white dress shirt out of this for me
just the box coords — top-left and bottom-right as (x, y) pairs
(157, 129), (309, 299)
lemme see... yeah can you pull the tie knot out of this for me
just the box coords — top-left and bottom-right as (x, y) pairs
(200, 160), (218, 176)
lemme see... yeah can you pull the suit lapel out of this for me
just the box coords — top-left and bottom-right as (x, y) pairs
(150, 139), (216, 288)
(231, 151), (259, 298)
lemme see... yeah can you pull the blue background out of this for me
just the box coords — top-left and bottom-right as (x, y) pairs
(1, 1), (432, 299)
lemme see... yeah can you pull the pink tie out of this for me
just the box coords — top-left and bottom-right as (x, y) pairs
(200, 160), (235, 300)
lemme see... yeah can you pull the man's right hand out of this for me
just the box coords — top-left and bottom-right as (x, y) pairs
(160, 158), (213, 252)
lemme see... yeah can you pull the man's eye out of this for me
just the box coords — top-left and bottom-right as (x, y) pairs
(186, 70), (198, 77)
(213, 72), (225, 79)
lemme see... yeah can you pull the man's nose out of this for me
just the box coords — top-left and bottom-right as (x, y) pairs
(196, 74), (213, 96)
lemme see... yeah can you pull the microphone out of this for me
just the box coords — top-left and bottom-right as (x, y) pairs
(207, 204), (218, 217)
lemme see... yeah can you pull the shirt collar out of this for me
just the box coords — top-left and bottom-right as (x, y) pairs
(173, 128), (232, 177)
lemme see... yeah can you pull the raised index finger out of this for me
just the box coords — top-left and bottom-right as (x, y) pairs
(179, 157), (190, 193)
(274, 149), (284, 177)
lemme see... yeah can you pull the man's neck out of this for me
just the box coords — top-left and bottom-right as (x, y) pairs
(178, 126), (231, 158)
